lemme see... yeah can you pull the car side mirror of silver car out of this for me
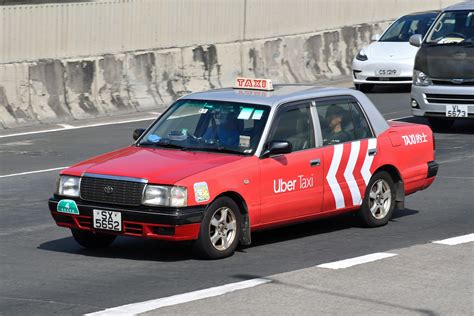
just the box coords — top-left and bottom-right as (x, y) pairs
(409, 34), (423, 47)
(371, 34), (381, 41)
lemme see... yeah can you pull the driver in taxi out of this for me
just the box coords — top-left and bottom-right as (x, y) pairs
(203, 111), (240, 147)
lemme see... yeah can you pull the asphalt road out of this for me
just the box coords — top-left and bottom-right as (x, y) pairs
(1, 86), (473, 315)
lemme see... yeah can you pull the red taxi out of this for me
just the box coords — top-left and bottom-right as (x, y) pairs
(49, 78), (438, 259)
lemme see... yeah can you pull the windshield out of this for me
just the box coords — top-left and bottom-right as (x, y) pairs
(380, 12), (437, 42)
(138, 99), (270, 155)
(426, 10), (474, 44)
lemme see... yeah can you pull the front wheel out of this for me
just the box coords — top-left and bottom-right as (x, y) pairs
(193, 197), (242, 259)
(71, 229), (116, 248)
(358, 171), (396, 227)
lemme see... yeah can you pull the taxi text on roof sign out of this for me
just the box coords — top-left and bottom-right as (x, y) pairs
(234, 77), (274, 91)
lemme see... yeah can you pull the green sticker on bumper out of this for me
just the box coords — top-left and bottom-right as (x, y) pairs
(57, 199), (79, 215)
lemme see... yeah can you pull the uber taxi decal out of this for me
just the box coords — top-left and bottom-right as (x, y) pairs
(326, 139), (377, 210)
(274, 174), (314, 194)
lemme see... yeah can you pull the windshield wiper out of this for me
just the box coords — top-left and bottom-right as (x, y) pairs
(139, 142), (188, 150)
(197, 146), (247, 155)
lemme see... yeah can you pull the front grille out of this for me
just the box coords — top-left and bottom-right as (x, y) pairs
(77, 216), (93, 229)
(432, 80), (474, 86)
(80, 176), (146, 206)
(124, 223), (144, 235)
(425, 94), (474, 105)
(366, 77), (412, 82)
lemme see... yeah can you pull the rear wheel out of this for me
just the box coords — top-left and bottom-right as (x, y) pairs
(71, 229), (116, 248)
(358, 171), (396, 227)
(193, 197), (241, 259)
(427, 117), (454, 131)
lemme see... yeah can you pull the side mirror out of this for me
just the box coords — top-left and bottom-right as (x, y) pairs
(133, 128), (145, 141)
(262, 141), (292, 158)
(409, 34), (423, 47)
(371, 34), (381, 41)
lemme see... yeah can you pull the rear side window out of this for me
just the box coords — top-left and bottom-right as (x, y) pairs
(316, 98), (373, 146)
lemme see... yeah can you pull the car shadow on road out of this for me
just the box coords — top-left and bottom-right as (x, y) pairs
(38, 236), (195, 262)
(37, 208), (419, 261)
(395, 116), (474, 135)
(243, 208), (419, 249)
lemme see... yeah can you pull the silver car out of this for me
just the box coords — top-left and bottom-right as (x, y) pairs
(410, 1), (474, 130)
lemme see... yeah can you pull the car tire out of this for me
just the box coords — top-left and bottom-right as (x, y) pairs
(71, 229), (116, 248)
(427, 117), (454, 131)
(193, 197), (242, 259)
(358, 171), (396, 227)
(355, 84), (374, 93)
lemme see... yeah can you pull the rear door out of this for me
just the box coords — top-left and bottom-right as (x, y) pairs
(315, 96), (379, 212)
(259, 100), (324, 224)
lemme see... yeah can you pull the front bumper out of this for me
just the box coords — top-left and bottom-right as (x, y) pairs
(411, 85), (474, 118)
(352, 57), (413, 84)
(48, 196), (205, 241)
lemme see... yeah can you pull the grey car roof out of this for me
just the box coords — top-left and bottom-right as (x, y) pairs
(445, 1), (474, 11)
(182, 84), (389, 136)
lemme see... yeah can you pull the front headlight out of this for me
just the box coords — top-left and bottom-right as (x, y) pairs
(56, 175), (81, 197)
(142, 185), (187, 207)
(356, 49), (368, 61)
(414, 70), (432, 86)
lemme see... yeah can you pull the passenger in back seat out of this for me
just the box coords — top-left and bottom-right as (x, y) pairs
(324, 105), (352, 145)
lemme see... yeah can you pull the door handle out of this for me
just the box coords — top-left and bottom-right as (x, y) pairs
(310, 159), (321, 167)
(368, 148), (377, 156)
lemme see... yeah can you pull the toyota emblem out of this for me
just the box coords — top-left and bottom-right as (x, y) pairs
(103, 185), (114, 194)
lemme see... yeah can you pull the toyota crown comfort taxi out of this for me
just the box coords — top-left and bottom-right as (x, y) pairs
(410, 1), (474, 130)
(49, 78), (438, 259)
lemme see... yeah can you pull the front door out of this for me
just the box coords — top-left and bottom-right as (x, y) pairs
(259, 101), (324, 224)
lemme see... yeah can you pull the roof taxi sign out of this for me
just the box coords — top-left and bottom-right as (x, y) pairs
(234, 77), (274, 91)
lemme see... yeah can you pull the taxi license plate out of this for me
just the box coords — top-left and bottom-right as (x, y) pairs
(376, 69), (398, 77)
(446, 104), (468, 117)
(93, 209), (122, 231)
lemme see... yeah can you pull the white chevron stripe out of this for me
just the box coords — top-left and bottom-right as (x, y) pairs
(361, 138), (377, 186)
(327, 144), (345, 209)
(344, 141), (361, 205)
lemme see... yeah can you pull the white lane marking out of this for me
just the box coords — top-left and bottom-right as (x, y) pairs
(0, 116), (157, 139)
(86, 278), (271, 316)
(0, 166), (68, 178)
(344, 141), (361, 206)
(317, 253), (397, 270)
(433, 233), (474, 246)
(326, 143), (345, 209)
(360, 138), (377, 186)
(58, 123), (74, 128)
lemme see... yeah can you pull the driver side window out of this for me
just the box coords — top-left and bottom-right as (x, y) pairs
(268, 102), (315, 152)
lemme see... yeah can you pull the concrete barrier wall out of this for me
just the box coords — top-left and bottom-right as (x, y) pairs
(0, 22), (389, 128)
(0, 0), (459, 64)
(0, 0), (461, 129)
